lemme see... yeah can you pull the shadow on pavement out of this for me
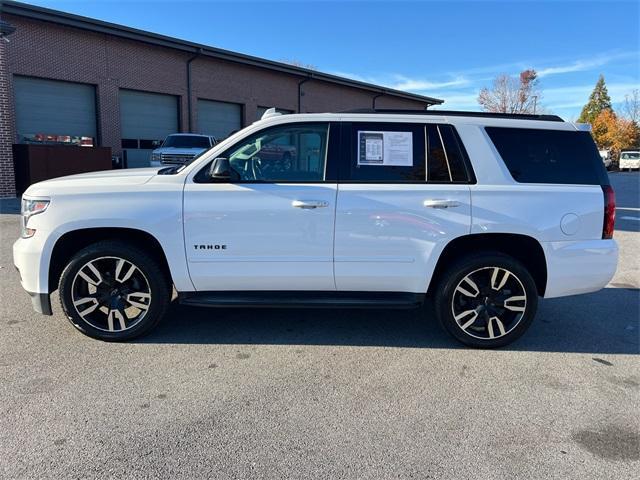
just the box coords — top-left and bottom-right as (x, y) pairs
(139, 286), (639, 354)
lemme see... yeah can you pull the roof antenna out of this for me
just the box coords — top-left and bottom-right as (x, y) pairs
(261, 107), (282, 120)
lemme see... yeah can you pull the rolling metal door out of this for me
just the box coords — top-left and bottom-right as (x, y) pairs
(197, 99), (242, 141)
(13, 76), (96, 144)
(120, 89), (178, 168)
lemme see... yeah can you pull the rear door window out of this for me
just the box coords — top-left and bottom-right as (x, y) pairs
(344, 122), (426, 182)
(485, 127), (609, 185)
(342, 122), (474, 183)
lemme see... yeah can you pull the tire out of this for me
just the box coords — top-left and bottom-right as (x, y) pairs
(58, 241), (171, 341)
(434, 252), (538, 348)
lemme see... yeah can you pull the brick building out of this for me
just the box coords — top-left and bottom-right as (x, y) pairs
(0, 1), (442, 198)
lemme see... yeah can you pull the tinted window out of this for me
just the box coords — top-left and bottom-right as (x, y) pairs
(223, 123), (328, 182)
(486, 127), (609, 185)
(426, 125), (449, 182)
(163, 135), (211, 148)
(439, 125), (472, 182)
(345, 123), (426, 182)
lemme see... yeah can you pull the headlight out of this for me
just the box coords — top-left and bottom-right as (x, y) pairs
(21, 198), (49, 238)
(151, 153), (161, 161)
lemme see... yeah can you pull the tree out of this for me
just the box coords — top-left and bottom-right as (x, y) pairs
(577, 75), (612, 124)
(622, 89), (640, 125)
(478, 69), (541, 114)
(591, 110), (637, 157)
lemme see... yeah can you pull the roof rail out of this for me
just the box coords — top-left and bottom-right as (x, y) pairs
(340, 108), (564, 122)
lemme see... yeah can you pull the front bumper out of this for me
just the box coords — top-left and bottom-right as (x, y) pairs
(543, 239), (618, 298)
(13, 235), (53, 316)
(26, 291), (53, 315)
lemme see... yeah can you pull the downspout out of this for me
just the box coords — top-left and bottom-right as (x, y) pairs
(372, 92), (385, 109)
(298, 75), (312, 113)
(186, 48), (203, 132)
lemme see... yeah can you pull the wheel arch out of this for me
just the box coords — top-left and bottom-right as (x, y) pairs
(427, 233), (547, 296)
(49, 227), (174, 293)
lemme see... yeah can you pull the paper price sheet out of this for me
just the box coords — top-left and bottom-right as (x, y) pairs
(357, 131), (413, 166)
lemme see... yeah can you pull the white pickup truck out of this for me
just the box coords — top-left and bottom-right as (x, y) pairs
(13, 109), (618, 348)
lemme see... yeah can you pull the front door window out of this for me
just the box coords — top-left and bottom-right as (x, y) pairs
(224, 123), (328, 182)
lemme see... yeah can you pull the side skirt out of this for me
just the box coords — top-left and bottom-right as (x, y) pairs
(178, 291), (425, 309)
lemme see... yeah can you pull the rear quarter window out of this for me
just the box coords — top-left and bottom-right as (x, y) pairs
(485, 127), (609, 185)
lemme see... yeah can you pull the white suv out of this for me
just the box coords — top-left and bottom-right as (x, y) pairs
(13, 109), (618, 348)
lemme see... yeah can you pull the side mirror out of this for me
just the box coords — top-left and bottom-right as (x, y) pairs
(209, 157), (238, 182)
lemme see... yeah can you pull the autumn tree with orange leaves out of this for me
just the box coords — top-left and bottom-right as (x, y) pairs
(591, 110), (638, 158)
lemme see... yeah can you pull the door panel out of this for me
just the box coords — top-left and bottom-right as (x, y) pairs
(334, 184), (471, 292)
(334, 121), (473, 293)
(184, 183), (337, 290)
(183, 121), (338, 291)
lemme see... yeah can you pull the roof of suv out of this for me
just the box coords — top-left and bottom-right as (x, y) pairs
(341, 109), (564, 122)
(254, 109), (579, 132)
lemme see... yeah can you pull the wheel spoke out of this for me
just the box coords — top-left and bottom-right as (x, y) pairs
(487, 316), (506, 338)
(456, 276), (480, 298)
(491, 267), (510, 291)
(115, 259), (137, 283)
(504, 295), (526, 312)
(107, 308), (127, 331)
(78, 262), (102, 286)
(73, 297), (99, 317)
(126, 292), (151, 311)
(454, 309), (478, 330)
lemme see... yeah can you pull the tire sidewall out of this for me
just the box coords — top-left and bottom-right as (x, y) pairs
(435, 253), (538, 348)
(59, 242), (169, 341)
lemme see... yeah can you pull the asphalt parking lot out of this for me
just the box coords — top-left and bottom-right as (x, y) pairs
(0, 173), (638, 479)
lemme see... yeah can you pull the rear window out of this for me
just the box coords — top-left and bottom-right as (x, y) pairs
(485, 127), (609, 185)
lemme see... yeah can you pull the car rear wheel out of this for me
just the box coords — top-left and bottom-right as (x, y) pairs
(434, 253), (538, 348)
(59, 241), (170, 341)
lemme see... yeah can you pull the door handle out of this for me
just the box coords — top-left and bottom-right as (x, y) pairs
(292, 200), (329, 209)
(423, 199), (461, 209)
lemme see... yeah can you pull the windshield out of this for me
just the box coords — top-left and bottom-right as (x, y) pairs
(162, 135), (211, 148)
(621, 152), (640, 159)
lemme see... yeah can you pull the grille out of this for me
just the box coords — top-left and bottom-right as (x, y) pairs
(161, 153), (196, 165)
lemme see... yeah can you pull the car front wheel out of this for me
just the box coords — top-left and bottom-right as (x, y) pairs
(58, 241), (170, 341)
(434, 253), (538, 348)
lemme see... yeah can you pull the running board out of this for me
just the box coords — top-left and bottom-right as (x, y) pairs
(178, 291), (424, 309)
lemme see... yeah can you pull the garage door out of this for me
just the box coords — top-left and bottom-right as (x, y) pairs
(120, 89), (178, 168)
(13, 76), (96, 146)
(197, 99), (242, 141)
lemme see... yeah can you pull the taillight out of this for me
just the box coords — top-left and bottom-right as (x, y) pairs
(602, 185), (615, 239)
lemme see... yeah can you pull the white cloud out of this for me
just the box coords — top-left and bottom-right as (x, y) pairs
(390, 75), (469, 91)
(430, 92), (480, 110)
(537, 52), (637, 78)
(327, 71), (469, 92)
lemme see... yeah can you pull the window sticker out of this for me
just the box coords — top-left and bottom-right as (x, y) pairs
(357, 131), (413, 166)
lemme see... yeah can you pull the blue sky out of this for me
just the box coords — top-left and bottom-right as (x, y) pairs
(23, 0), (640, 119)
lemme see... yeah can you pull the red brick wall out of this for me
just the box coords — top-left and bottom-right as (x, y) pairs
(2, 14), (430, 197)
(0, 35), (17, 197)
